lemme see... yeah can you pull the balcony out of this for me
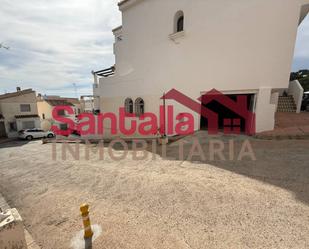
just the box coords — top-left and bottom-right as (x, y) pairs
(93, 66), (115, 78)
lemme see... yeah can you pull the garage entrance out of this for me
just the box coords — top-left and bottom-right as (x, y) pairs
(200, 93), (255, 132)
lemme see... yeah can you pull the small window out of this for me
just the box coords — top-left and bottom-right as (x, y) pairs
(174, 11), (184, 33)
(124, 98), (133, 114)
(20, 104), (31, 112)
(135, 98), (144, 117)
(42, 113), (45, 119)
(9, 122), (17, 132)
(177, 16), (184, 32)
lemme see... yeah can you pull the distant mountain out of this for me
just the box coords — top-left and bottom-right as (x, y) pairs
(290, 70), (309, 92)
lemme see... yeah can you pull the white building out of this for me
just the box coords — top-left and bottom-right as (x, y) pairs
(93, 0), (309, 137)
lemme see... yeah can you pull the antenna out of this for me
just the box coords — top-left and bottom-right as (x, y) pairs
(0, 43), (10, 50)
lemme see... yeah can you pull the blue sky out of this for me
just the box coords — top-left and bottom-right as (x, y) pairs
(0, 0), (308, 97)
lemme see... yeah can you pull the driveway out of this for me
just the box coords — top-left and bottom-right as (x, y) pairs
(0, 135), (309, 249)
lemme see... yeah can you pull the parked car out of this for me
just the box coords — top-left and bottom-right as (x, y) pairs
(301, 91), (309, 111)
(18, 129), (55, 140)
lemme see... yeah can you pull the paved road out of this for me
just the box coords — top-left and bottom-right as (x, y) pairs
(0, 136), (309, 249)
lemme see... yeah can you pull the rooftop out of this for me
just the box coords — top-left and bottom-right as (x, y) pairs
(0, 89), (34, 100)
(39, 96), (80, 105)
(46, 97), (79, 105)
(45, 99), (74, 107)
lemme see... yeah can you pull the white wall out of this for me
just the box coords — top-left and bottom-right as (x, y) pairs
(288, 80), (304, 113)
(94, 0), (309, 134)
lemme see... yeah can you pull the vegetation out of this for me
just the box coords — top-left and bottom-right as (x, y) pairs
(290, 70), (309, 92)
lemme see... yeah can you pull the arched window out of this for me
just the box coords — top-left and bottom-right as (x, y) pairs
(135, 98), (144, 116)
(124, 98), (133, 114)
(174, 11), (184, 33)
(177, 16), (184, 32)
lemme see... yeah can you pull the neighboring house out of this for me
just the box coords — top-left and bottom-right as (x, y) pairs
(40, 95), (81, 115)
(37, 95), (80, 131)
(93, 0), (309, 136)
(0, 88), (40, 138)
(80, 95), (98, 113)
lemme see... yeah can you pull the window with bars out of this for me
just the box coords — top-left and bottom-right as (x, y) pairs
(135, 98), (144, 117)
(20, 104), (31, 112)
(124, 98), (133, 114)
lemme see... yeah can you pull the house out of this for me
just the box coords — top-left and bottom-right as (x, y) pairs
(80, 95), (96, 113)
(0, 88), (40, 138)
(92, 0), (309, 137)
(37, 95), (80, 131)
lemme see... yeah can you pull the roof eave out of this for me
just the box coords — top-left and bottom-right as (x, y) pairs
(118, 0), (143, 11)
(0, 89), (35, 100)
(112, 25), (123, 34)
(299, 3), (309, 25)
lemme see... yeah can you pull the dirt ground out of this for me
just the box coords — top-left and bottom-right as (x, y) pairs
(275, 112), (309, 128)
(0, 133), (309, 249)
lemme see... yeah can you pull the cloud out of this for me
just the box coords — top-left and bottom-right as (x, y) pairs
(292, 15), (309, 71)
(0, 0), (121, 97)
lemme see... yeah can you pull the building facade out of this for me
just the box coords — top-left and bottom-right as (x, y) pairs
(37, 95), (80, 131)
(93, 0), (309, 137)
(0, 88), (40, 138)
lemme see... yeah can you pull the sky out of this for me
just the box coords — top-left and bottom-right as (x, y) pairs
(0, 0), (308, 97)
(0, 0), (121, 97)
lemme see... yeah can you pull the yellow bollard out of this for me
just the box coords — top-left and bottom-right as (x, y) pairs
(80, 204), (94, 238)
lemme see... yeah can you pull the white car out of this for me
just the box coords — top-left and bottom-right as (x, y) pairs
(18, 129), (55, 140)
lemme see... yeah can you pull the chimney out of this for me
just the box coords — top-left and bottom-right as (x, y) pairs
(16, 87), (21, 91)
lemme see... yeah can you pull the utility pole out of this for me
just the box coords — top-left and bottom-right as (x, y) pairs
(72, 83), (78, 98)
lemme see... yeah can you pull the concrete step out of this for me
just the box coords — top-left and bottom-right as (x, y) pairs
(277, 96), (297, 112)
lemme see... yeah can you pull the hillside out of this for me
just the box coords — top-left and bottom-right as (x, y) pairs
(290, 70), (309, 92)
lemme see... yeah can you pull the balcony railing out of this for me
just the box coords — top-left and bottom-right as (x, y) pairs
(93, 66), (115, 78)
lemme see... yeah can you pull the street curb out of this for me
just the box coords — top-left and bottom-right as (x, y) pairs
(0, 193), (41, 249)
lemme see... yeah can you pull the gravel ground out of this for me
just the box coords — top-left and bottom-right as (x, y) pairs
(0, 134), (309, 249)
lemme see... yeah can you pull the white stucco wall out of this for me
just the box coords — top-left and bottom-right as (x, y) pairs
(288, 80), (304, 113)
(94, 0), (309, 134)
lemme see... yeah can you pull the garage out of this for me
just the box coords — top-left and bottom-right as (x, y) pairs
(200, 93), (255, 133)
